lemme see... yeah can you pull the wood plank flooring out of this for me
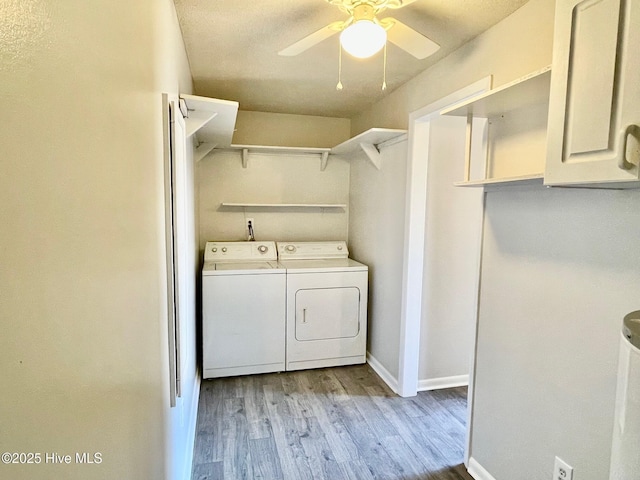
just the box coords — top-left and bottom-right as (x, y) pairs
(192, 364), (473, 480)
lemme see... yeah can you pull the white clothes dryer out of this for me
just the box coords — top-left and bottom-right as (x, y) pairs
(277, 241), (368, 371)
(202, 241), (285, 378)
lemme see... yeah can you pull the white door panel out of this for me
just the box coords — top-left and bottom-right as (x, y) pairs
(565, 0), (620, 156)
(202, 274), (285, 374)
(295, 287), (360, 341)
(285, 271), (368, 368)
(546, 0), (640, 186)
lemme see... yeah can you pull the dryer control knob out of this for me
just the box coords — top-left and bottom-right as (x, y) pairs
(337, 245), (343, 250)
(258, 245), (268, 253)
(221, 247), (227, 253)
(212, 247), (217, 253)
(285, 245), (296, 252)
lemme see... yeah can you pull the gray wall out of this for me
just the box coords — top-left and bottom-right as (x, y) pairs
(349, 140), (407, 383)
(473, 187), (640, 479)
(348, 141), (408, 382)
(348, 0), (640, 477)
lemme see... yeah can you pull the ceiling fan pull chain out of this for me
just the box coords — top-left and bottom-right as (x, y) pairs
(336, 41), (344, 91)
(381, 42), (387, 91)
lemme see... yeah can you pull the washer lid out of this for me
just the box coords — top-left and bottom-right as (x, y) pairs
(215, 261), (278, 271)
(278, 258), (367, 273)
(623, 310), (640, 350)
(202, 260), (284, 276)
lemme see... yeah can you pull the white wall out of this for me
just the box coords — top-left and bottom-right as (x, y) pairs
(0, 1), (195, 479)
(348, 141), (408, 383)
(234, 111), (350, 148)
(198, 151), (350, 246)
(166, 115), (200, 480)
(157, 7), (202, 480)
(419, 116), (483, 385)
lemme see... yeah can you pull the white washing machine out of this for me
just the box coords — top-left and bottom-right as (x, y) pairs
(202, 241), (285, 378)
(277, 241), (368, 371)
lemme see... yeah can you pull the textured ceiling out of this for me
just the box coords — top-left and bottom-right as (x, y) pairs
(173, 0), (530, 118)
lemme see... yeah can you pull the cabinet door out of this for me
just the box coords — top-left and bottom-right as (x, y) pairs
(545, 0), (640, 187)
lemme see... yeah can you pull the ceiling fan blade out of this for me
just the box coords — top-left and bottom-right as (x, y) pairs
(382, 17), (440, 59)
(278, 21), (345, 56)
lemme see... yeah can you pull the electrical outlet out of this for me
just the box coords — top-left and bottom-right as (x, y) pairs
(553, 456), (573, 480)
(246, 218), (255, 240)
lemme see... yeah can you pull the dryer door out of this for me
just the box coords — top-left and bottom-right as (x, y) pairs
(295, 287), (360, 341)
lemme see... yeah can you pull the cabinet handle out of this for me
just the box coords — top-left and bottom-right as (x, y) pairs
(617, 124), (640, 171)
(302, 308), (307, 323)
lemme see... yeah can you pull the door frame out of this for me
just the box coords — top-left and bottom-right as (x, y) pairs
(397, 76), (490, 464)
(398, 77), (491, 397)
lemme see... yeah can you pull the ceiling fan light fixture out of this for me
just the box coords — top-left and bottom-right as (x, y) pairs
(339, 20), (387, 58)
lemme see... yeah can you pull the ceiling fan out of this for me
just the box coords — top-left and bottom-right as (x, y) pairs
(278, 0), (440, 60)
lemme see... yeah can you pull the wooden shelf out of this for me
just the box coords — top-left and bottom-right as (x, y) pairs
(454, 173), (544, 189)
(441, 66), (551, 118)
(179, 94), (239, 153)
(194, 142), (217, 163)
(331, 128), (407, 169)
(220, 203), (346, 209)
(226, 144), (331, 155)
(208, 128), (407, 171)
(441, 67), (551, 187)
(216, 144), (332, 170)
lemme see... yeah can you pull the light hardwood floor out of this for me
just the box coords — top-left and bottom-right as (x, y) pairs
(192, 364), (474, 480)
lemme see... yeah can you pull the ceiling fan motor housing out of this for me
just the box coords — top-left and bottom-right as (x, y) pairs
(353, 3), (376, 21)
(279, 0), (438, 60)
(328, 0), (405, 16)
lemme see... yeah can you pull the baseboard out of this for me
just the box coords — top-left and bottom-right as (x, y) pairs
(182, 371), (201, 480)
(467, 457), (497, 480)
(418, 374), (469, 391)
(366, 352), (399, 394)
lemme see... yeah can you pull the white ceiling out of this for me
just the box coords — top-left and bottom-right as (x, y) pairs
(173, 0), (530, 118)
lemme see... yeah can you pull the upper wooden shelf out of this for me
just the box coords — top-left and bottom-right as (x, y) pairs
(206, 128), (408, 171)
(220, 202), (346, 209)
(331, 128), (407, 155)
(441, 66), (551, 118)
(216, 144), (332, 170)
(454, 173), (544, 189)
(214, 128), (408, 171)
(179, 94), (239, 161)
(225, 144), (331, 155)
(331, 128), (407, 169)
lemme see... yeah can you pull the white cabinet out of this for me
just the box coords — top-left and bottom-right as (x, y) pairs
(545, 0), (640, 187)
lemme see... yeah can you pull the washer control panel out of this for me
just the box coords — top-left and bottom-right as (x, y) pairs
(204, 241), (277, 262)
(276, 241), (349, 260)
